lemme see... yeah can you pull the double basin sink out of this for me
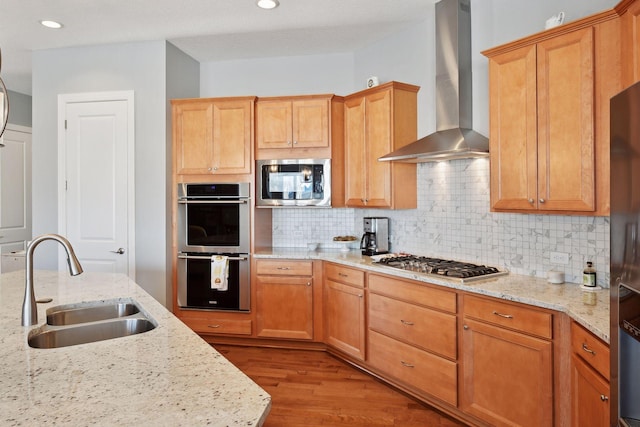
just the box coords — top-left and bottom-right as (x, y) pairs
(28, 298), (156, 349)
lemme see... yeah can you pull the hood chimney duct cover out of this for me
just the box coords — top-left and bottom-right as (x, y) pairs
(379, 0), (489, 162)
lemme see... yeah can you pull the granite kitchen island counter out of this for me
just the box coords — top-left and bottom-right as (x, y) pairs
(0, 270), (270, 426)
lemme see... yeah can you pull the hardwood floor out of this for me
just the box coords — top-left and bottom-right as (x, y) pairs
(214, 345), (466, 427)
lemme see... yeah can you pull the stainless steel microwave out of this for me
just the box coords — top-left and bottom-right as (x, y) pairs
(256, 159), (331, 207)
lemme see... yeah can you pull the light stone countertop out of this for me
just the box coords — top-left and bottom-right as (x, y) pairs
(255, 248), (611, 343)
(0, 270), (271, 426)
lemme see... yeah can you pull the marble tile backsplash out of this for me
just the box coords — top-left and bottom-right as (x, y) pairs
(271, 158), (610, 287)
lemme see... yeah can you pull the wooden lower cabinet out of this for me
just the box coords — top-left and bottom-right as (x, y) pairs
(255, 259), (314, 340)
(323, 263), (366, 360)
(570, 321), (610, 427)
(366, 274), (458, 407)
(368, 329), (457, 406)
(461, 296), (554, 427)
(571, 355), (610, 427)
(178, 314), (252, 336)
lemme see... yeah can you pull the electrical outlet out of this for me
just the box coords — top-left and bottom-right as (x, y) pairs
(550, 251), (569, 265)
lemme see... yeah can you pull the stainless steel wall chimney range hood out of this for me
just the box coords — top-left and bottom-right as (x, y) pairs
(379, 0), (489, 163)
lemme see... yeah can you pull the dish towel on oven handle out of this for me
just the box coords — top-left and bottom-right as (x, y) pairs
(210, 255), (229, 291)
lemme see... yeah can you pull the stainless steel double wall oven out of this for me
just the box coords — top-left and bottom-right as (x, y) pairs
(177, 183), (250, 311)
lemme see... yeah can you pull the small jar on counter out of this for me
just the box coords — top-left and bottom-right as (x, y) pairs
(582, 262), (597, 287)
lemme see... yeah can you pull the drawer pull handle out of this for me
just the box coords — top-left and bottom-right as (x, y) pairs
(582, 343), (596, 356)
(277, 267), (291, 270)
(207, 324), (221, 329)
(400, 361), (415, 368)
(492, 310), (514, 319)
(400, 320), (414, 326)
(338, 273), (348, 277)
(600, 395), (608, 402)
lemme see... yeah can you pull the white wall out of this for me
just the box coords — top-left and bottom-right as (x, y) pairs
(6, 90), (32, 127)
(200, 53), (355, 98)
(32, 41), (169, 304)
(165, 42), (200, 305)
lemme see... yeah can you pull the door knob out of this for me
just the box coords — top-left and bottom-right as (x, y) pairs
(110, 248), (125, 255)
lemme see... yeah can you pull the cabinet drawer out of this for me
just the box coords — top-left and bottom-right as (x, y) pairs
(181, 317), (252, 336)
(463, 295), (552, 339)
(571, 321), (610, 379)
(256, 259), (313, 276)
(369, 274), (456, 313)
(368, 330), (457, 406)
(324, 263), (365, 288)
(369, 293), (457, 360)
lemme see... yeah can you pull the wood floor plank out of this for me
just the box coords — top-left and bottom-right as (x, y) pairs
(214, 345), (466, 427)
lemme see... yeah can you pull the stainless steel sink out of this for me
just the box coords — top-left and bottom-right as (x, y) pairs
(28, 299), (157, 349)
(28, 317), (156, 349)
(46, 300), (141, 326)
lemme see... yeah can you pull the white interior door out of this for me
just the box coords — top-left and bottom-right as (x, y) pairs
(58, 92), (135, 277)
(0, 124), (32, 272)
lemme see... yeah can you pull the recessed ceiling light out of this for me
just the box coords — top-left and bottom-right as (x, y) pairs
(256, 0), (279, 10)
(40, 20), (63, 29)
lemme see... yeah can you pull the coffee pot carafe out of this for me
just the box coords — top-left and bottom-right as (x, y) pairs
(360, 217), (389, 256)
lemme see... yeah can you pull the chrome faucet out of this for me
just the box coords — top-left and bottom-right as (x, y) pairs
(22, 234), (83, 326)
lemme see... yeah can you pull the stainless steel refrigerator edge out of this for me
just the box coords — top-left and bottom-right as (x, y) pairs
(610, 81), (640, 427)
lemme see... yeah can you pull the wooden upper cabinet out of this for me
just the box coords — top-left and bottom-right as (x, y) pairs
(173, 100), (214, 175)
(488, 44), (538, 211)
(344, 81), (419, 209)
(487, 28), (596, 213)
(344, 96), (367, 206)
(256, 95), (333, 158)
(537, 28), (595, 211)
(621, 0), (640, 87)
(486, 9), (624, 217)
(172, 97), (254, 176)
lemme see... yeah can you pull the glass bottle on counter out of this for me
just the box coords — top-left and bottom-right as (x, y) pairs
(582, 261), (597, 287)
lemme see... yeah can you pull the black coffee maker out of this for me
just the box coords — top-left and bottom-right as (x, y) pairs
(360, 217), (389, 255)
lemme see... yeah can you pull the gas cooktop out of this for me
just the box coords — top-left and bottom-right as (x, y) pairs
(372, 254), (508, 283)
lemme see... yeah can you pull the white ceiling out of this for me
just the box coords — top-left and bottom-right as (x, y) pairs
(0, 0), (432, 95)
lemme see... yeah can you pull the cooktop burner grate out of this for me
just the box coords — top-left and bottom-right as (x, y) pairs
(373, 254), (507, 283)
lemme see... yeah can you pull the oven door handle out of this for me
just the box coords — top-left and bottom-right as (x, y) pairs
(178, 254), (248, 261)
(178, 199), (248, 205)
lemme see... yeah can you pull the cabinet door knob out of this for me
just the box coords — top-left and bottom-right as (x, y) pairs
(293, 140), (298, 145)
(213, 166), (218, 171)
(306, 282), (311, 286)
(539, 198), (546, 203)
(528, 198), (534, 204)
(463, 325), (469, 330)
(287, 141), (292, 145)
(600, 395), (609, 402)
